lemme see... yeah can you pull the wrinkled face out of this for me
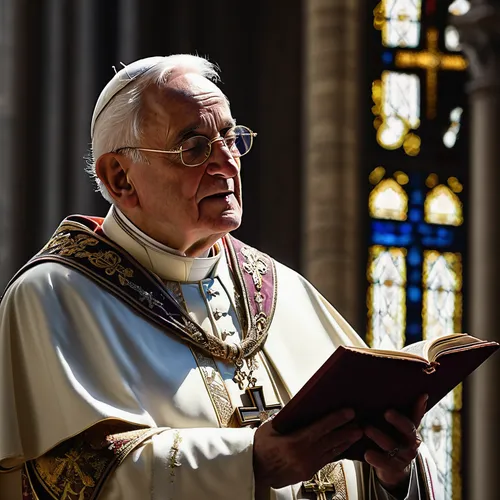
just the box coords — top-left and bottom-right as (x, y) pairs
(126, 73), (242, 251)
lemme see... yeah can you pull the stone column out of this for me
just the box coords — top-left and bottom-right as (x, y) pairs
(302, 0), (363, 329)
(0, 0), (14, 289)
(453, 4), (500, 499)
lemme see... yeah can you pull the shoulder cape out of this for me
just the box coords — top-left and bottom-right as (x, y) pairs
(4, 214), (278, 364)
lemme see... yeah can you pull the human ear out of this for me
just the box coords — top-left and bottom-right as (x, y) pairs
(95, 153), (139, 208)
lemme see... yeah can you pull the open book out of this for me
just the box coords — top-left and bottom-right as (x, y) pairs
(271, 333), (498, 461)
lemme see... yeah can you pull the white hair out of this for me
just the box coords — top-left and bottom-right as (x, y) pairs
(86, 54), (222, 203)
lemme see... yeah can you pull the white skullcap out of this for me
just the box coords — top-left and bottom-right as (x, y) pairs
(91, 56), (166, 139)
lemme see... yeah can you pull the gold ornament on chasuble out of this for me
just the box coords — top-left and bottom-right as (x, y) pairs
(191, 347), (236, 428)
(22, 422), (164, 500)
(169, 281), (282, 429)
(27, 219), (277, 369)
(303, 463), (348, 500)
(162, 239), (282, 429)
(236, 385), (282, 426)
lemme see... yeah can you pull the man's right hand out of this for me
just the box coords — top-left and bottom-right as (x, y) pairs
(252, 408), (362, 494)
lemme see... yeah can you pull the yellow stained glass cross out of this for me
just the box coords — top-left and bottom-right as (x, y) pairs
(395, 28), (467, 119)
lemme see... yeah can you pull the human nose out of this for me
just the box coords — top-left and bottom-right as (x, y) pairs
(205, 138), (239, 177)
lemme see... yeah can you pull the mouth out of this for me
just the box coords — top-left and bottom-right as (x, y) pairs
(202, 190), (234, 200)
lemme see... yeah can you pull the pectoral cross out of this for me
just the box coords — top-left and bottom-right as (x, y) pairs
(236, 386), (282, 426)
(303, 463), (346, 500)
(303, 475), (334, 500)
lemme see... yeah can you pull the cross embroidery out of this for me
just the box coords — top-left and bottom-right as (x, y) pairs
(241, 247), (268, 289)
(236, 386), (282, 426)
(303, 463), (346, 500)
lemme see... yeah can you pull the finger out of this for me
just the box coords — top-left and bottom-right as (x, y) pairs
(365, 422), (421, 463)
(366, 440), (417, 469)
(365, 448), (411, 472)
(319, 439), (357, 465)
(314, 422), (363, 457)
(365, 425), (398, 452)
(384, 411), (424, 452)
(328, 422), (364, 446)
(365, 422), (422, 462)
(385, 410), (418, 439)
(293, 408), (356, 441)
(412, 394), (428, 427)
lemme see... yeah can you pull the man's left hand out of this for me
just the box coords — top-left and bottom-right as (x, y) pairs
(363, 394), (428, 492)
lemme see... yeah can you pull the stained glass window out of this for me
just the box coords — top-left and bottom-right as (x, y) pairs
(443, 107), (463, 148)
(425, 185), (463, 226)
(421, 250), (463, 500)
(374, 0), (422, 48)
(448, 0), (470, 16)
(395, 28), (467, 120)
(369, 178), (409, 220)
(445, 26), (461, 52)
(372, 71), (421, 152)
(422, 251), (462, 337)
(420, 389), (462, 500)
(367, 246), (407, 349)
(366, 1), (468, 498)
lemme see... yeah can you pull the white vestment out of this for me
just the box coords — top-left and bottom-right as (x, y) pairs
(0, 207), (438, 500)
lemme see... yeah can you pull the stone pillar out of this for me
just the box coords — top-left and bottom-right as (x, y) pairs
(0, 0), (14, 289)
(453, 4), (500, 499)
(302, 0), (363, 329)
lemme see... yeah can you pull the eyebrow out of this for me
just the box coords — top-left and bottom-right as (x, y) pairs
(174, 118), (237, 143)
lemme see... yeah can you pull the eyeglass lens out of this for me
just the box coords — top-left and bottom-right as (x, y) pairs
(180, 126), (254, 166)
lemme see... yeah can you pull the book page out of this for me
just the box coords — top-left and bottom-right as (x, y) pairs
(401, 340), (429, 360)
(351, 334), (482, 362)
(400, 334), (482, 362)
(347, 345), (428, 362)
(428, 334), (483, 361)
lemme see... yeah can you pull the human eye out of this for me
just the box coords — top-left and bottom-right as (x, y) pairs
(223, 128), (237, 148)
(180, 136), (209, 165)
(181, 136), (207, 153)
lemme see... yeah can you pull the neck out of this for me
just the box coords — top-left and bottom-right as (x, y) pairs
(183, 233), (228, 257)
(117, 207), (226, 257)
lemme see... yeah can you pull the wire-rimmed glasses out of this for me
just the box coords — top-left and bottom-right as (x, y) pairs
(116, 125), (257, 167)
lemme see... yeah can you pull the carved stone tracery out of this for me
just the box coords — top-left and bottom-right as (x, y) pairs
(452, 4), (500, 91)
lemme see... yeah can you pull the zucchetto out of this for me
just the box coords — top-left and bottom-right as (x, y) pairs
(91, 56), (166, 138)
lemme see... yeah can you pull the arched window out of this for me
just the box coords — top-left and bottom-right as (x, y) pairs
(367, 246), (407, 349)
(425, 184), (463, 226)
(369, 178), (409, 221)
(366, 2), (469, 498)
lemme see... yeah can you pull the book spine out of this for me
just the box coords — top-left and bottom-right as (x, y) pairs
(422, 362), (439, 375)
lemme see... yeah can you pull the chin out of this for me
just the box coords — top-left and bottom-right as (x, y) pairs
(211, 211), (242, 233)
(218, 215), (242, 232)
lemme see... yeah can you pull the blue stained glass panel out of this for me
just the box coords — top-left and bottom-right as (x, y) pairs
(373, 233), (395, 245)
(372, 221), (396, 233)
(409, 270), (421, 283)
(408, 286), (421, 302)
(411, 190), (424, 204)
(409, 209), (422, 222)
(382, 51), (394, 64)
(372, 232), (412, 246)
(422, 235), (453, 247)
(400, 223), (412, 234)
(418, 223), (431, 235)
(408, 248), (421, 265)
(406, 323), (421, 336)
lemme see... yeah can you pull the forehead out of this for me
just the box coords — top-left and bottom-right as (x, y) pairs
(142, 73), (233, 137)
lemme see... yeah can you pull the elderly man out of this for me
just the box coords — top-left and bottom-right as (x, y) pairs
(0, 55), (438, 500)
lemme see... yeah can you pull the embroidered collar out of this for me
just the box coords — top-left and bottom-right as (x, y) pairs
(101, 206), (221, 282)
(6, 216), (278, 366)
